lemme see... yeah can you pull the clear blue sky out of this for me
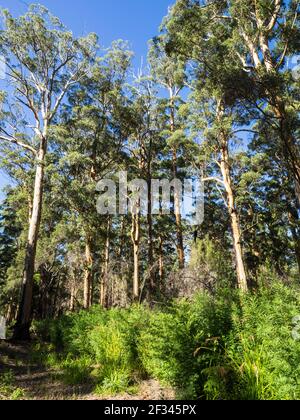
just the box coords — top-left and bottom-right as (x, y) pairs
(0, 0), (173, 199)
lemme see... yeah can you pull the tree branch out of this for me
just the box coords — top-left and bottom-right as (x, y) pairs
(232, 129), (259, 135)
(240, 30), (261, 68)
(276, 3), (299, 69)
(202, 177), (225, 186)
(0, 133), (37, 155)
(49, 74), (79, 123)
(266, 0), (282, 32)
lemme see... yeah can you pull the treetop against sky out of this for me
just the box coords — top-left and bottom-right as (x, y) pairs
(0, 0), (172, 58)
(0, 0), (173, 196)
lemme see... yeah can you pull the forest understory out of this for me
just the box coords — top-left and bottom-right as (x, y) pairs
(1, 0), (300, 401)
(2, 282), (300, 401)
(0, 340), (175, 400)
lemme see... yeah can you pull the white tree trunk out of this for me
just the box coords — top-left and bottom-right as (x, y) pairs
(220, 142), (248, 292)
(14, 147), (46, 340)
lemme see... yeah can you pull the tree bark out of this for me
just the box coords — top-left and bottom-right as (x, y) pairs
(147, 176), (155, 290)
(118, 216), (125, 278)
(158, 234), (164, 287)
(170, 97), (185, 269)
(131, 211), (140, 301)
(213, 99), (248, 291)
(293, 233), (300, 279)
(288, 209), (300, 278)
(83, 237), (93, 309)
(100, 217), (111, 308)
(220, 138), (248, 292)
(173, 151), (185, 269)
(13, 146), (46, 340)
(69, 272), (76, 312)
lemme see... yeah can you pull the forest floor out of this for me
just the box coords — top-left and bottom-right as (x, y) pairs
(0, 340), (175, 400)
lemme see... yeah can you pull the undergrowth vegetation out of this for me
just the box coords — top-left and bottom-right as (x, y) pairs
(0, 370), (25, 400)
(32, 281), (300, 400)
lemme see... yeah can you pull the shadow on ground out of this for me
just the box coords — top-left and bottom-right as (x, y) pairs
(0, 340), (175, 400)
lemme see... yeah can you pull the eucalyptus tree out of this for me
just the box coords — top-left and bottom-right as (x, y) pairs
(0, 5), (97, 339)
(54, 41), (132, 308)
(126, 75), (164, 299)
(164, 0), (300, 203)
(187, 86), (249, 291)
(229, 0), (300, 203)
(161, 2), (251, 290)
(236, 120), (300, 279)
(0, 190), (22, 318)
(149, 36), (187, 269)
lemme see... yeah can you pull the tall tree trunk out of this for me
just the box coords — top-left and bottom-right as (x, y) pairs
(100, 217), (111, 308)
(131, 211), (140, 301)
(147, 176), (155, 290)
(118, 216), (125, 262)
(6, 301), (13, 325)
(173, 151), (185, 269)
(83, 237), (93, 309)
(170, 96), (185, 269)
(69, 272), (76, 312)
(214, 99), (248, 291)
(52, 277), (60, 318)
(293, 232), (300, 279)
(220, 138), (248, 292)
(118, 216), (125, 277)
(158, 234), (164, 287)
(14, 146), (46, 340)
(288, 209), (300, 278)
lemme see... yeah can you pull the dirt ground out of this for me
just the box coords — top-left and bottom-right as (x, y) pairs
(0, 340), (175, 400)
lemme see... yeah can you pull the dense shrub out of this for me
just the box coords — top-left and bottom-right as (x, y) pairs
(61, 356), (94, 385)
(34, 282), (300, 400)
(221, 283), (300, 400)
(0, 371), (25, 400)
(138, 290), (234, 398)
(34, 305), (149, 393)
(87, 308), (147, 393)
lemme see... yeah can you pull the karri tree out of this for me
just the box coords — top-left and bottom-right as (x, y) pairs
(149, 36), (187, 269)
(0, 5), (97, 339)
(164, 0), (300, 202)
(55, 41), (132, 308)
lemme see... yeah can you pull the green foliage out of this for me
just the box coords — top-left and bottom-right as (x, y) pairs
(88, 315), (135, 384)
(95, 370), (131, 396)
(35, 305), (149, 394)
(190, 237), (235, 289)
(223, 283), (300, 400)
(0, 371), (25, 400)
(0, 190), (23, 310)
(61, 356), (94, 386)
(1, 0), (300, 401)
(139, 282), (300, 400)
(34, 281), (300, 400)
(138, 291), (234, 399)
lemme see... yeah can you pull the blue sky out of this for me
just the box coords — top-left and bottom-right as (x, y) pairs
(0, 0), (173, 199)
